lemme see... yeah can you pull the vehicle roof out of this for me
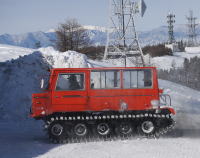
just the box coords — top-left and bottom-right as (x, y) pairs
(51, 67), (157, 71)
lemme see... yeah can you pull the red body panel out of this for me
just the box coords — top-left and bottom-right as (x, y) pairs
(31, 67), (174, 118)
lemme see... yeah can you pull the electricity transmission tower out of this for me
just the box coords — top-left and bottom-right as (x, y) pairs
(186, 10), (198, 46)
(167, 13), (175, 44)
(104, 0), (146, 67)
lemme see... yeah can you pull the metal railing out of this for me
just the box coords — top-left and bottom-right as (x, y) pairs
(160, 94), (172, 107)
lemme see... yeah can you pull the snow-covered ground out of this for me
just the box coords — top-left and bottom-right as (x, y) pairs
(152, 50), (200, 70)
(0, 45), (200, 158)
(185, 46), (200, 54)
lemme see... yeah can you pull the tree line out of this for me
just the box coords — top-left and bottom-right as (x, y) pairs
(159, 56), (200, 90)
(142, 44), (172, 57)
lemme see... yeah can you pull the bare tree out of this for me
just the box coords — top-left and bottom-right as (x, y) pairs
(56, 19), (90, 52)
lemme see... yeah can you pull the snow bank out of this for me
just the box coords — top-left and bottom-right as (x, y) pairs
(152, 55), (184, 70)
(185, 46), (200, 54)
(38, 47), (89, 68)
(152, 51), (200, 70)
(0, 47), (89, 120)
(0, 44), (34, 62)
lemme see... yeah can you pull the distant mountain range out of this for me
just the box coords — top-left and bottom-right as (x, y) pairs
(0, 25), (200, 49)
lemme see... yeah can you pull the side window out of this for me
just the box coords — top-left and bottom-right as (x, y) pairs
(56, 73), (84, 91)
(91, 70), (120, 89)
(138, 70), (145, 88)
(123, 71), (137, 88)
(91, 72), (101, 89)
(123, 69), (152, 89)
(143, 69), (153, 87)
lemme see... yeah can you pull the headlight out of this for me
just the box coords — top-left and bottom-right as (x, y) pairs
(151, 100), (160, 108)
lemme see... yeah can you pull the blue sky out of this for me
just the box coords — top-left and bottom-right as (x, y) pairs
(0, 0), (200, 34)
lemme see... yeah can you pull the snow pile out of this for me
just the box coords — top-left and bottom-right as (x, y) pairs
(0, 47), (89, 120)
(185, 46), (200, 54)
(0, 44), (34, 62)
(38, 47), (89, 68)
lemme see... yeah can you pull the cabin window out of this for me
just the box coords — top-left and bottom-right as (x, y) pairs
(123, 69), (152, 89)
(91, 70), (120, 89)
(56, 73), (84, 91)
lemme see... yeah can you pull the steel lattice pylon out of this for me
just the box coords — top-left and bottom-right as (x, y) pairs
(186, 10), (198, 47)
(104, 0), (146, 67)
(167, 13), (175, 44)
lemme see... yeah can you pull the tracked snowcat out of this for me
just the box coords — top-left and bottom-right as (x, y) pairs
(31, 67), (175, 143)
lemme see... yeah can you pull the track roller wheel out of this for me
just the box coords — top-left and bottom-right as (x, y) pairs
(95, 122), (112, 139)
(138, 119), (156, 137)
(48, 121), (68, 143)
(73, 123), (88, 137)
(115, 122), (133, 137)
(69, 122), (89, 142)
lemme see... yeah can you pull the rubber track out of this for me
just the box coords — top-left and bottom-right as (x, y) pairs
(44, 113), (175, 144)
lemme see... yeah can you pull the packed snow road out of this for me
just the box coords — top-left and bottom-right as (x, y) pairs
(0, 121), (200, 158)
(0, 80), (200, 158)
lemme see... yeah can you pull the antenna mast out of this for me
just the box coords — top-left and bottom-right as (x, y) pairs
(104, 0), (146, 67)
(186, 10), (198, 46)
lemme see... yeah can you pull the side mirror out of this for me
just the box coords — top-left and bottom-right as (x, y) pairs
(40, 78), (44, 89)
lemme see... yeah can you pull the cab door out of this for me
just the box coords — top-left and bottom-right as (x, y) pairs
(51, 70), (88, 112)
(88, 70), (122, 111)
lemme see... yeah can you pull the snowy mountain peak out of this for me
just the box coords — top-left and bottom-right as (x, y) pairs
(45, 29), (56, 33)
(1, 24), (200, 48)
(83, 25), (107, 32)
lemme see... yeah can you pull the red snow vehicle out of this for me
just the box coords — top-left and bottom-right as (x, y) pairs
(31, 67), (175, 143)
